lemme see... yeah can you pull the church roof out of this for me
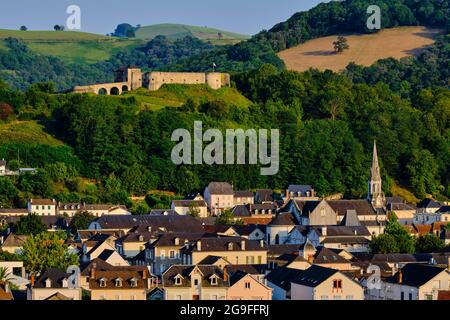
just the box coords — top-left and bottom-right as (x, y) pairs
(370, 141), (382, 181)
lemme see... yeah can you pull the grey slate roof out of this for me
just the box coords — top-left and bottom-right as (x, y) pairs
(34, 268), (70, 288)
(340, 210), (361, 226)
(328, 200), (377, 216)
(288, 185), (314, 195)
(417, 199), (442, 209)
(269, 212), (298, 226)
(266, 267), (304, 291)
(163, 265), (227, 287)
(386, 264), (447, 287)
(206, 182), (234, 195)
(234, 191), (254, 198)
(291, 265), (339, 287)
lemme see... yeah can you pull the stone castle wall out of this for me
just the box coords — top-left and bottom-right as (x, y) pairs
(72, 68), (230, 95)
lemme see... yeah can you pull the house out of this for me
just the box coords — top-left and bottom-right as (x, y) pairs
(417, 199), (442, 214)
(266, 267), (304, 300)
(84, 236), (130, 266)
(367, 263), (450, 300)
(286, 199), (337, 226)
(163, 265), (228, 300)
(299, 241), (356, 271)
(150, 209), (179, 216)
(436, 206), (450, 223)
(204, 182), (234, 215)
(88, 214), (204, 234)
(58, 202), (130, 217)
(284, 185), (318, 202)
(27, 268), (82, 300)
(233, 224), (266, 241)
(181, 237), (267, 266)
(232, 203), (276, 224)
(143, 232), (203, 275)
(27, 199), (57, 216)
(147, 287), (164, 300)
(0, 208), (28, 217)
(170, 200), (208, 218)
(233, 191), (254, 206)
(0, 233), (27, 254)
(266, 212), (298, 244)
(387, 202), (417, 225)
(88, 266), (150, 300)
(307, 226), (371, 253)
(0, 261), (28, 290)
(225, 264), (269, 284)
(255, 189), (274, 204)
(291, 265), (364, 300)
(227, 271), (272, 300)
(116, 229), (155, 259)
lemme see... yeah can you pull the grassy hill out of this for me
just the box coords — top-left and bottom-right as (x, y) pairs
(0, 120), (64, 146)
(121, 84), (252, 111)
(0, 29), (142, 64)
(135, 23), (249, 45)
(279, 27), (441, 72)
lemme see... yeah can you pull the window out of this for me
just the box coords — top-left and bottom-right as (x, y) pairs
(409, 293), (413, 300)
(346, 295), (353, 300)
(320, 208), (326, 217)
(130, 279), (137, 288)
(320, 295), (328, 300)
(333, 279), (343, 292)
(99, 279), (106, 287)
(175, 276), (182, 285)
(401, 292), (404, 300)
(160, 250), (166, 260)
(170, 250), (175, 259)
(245, 282), (251, 289)
(211, 277), (218, 285)
(194, 279), (199, 286)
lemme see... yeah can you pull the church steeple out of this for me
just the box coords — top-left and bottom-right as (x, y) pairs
(368, 140), (385, 208)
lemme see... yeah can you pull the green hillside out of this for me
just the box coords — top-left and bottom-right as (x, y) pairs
(0, 29), (142, 64)
(135, 23), (249, 45)
(0, 120), (64, 146)
(121, 84), (252, 111)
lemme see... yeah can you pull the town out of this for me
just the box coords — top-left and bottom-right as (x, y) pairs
(0, 142), (449, 301)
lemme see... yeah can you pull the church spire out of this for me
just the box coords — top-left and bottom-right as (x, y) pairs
(370, 140), (381, 182)
(368, 140), (385, 208)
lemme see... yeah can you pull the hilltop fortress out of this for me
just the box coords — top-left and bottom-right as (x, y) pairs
(73, 66), (231, 95)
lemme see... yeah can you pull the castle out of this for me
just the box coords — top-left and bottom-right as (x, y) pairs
(72, 66), (231, 95)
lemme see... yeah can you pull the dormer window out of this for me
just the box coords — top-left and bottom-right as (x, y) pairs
(130, 278), (138, 288)
(45, 278), (52, 288)
(99, 278), (107, 287)
(210, 275), (218, 286)
(138, 235), (144, 242)
(228, 243), (234, 251)
(174, 275), (183, 285)
(62, 278), (68, 288)
(115, 278), (123, 287)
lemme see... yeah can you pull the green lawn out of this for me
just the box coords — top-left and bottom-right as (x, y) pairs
(121, 84), (252, 111)
(0, 120), (64, 146)
(135, 23), (249, 45)
(0, 29), (142, 64)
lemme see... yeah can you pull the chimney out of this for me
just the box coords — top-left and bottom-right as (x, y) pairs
(196, 240), (202, 251)
(223, 266), (229, 283)
(322, 226), (327, 236)
(241, 240), (246, 251)
(174, 238), (180, 246)
(147, 226), (152, 232)
(30, 274), (35, 287)
(354, 229), (358, 235)
(260, 239), (264, 248)
(398, 270), (403, 284)
(285, 189), (289, 200)
(90, 263), (97, 279)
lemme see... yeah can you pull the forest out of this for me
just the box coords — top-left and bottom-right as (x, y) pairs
(0, 0), (449, 211)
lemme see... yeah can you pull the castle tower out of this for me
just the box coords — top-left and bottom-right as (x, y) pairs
(368, 140), (385, 209)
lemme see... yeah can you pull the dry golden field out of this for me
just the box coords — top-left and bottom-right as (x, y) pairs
(278, 26), (441, 72)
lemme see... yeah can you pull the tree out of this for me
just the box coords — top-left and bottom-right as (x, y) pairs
(415, 234), (445, 253)
(383, 213), (415, 253)
(370, 234), (400, 254)
(20, 26), (28, 31)
(54, 25), (65, 31)
(21, 232), (78, 274)
(14, 214), (47, 236)
(187, 203), (200, 218)
(0, 267), (14, 288)
(113, 23), (135, 38)
(69, 211), (95, 234)
(333, 36), (349, 53)
(215, 210), (243, 225)
(0, 102), (14, 120)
